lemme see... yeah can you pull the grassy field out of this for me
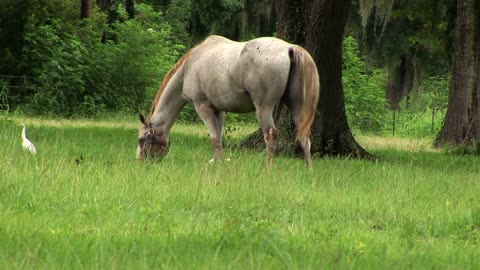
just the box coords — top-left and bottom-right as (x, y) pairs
(1, 115), (480, 269)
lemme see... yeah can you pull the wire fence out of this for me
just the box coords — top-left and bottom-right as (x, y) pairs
(0, 75), (38, 108)
(0, 74), (445, 136)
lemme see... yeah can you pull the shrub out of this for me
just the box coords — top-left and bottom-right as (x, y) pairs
(343, 36), (388, 132)
(23, 20), (88, 115)
(409, 74), (449, 112)
(22, 4), (184, 117)
(83, 7), (183, 115)
(0, 80), (8, 111)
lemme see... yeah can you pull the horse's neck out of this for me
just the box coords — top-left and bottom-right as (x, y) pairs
(150, 70), (186, 136)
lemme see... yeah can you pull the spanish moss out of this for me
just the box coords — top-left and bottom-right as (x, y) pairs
(359, 0), (395, 41)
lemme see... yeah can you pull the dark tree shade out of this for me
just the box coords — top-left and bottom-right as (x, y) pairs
(125, 0), (135, 19)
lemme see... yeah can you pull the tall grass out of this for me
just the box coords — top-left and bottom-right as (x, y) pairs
(1, 116), (479, 269)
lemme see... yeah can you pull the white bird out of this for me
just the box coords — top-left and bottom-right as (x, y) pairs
(20, 123), (37, 155)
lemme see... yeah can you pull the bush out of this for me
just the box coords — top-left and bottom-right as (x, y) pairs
(343, 36), (388, 132)
(22, 4), (184, 117)
(23, 20), (88, 115)
(0, 80), (8, 111)
(83, 5), (184, 116)
(409, 74), (449, 112)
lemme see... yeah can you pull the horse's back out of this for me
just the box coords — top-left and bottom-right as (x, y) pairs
(183, 36), (292, 113)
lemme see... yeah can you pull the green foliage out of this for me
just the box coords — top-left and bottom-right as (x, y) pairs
(23, 20), (88, 115)
(162, 0), (193, 44)
(386, 108), (446, 138)
(343, 36), (388, 132)
(410, 74), (449, 111)
(0, 80), (8, 111)
(191, 0), (245, 40)
(83, 4), (183, 115)
(21, 4), (183, 117)
(0, 0), (79, 75)
(382, 74), (448, 138)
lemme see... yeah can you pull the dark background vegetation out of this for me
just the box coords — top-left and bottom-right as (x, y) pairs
(0, 0), (459, 137)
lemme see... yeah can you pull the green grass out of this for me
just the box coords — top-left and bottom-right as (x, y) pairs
(1, 115), (480, 269)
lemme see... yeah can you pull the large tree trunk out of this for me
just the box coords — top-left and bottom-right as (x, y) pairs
(241, 0), (370, 158)
(125, 0), (135, 19)
(80, 0), (92, 19)
(436, 0), (480, 146)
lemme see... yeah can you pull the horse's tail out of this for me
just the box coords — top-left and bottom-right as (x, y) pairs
(287, 46), (320, 142)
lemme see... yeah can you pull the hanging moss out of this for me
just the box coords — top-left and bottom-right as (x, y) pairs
(235, 0), (275, 40)
(359, 0), (395, 41)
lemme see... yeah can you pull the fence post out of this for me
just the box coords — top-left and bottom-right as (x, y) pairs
(392, 109), (396, 136)
(23, 75), (28, 107)
(431, 108), (436, 134)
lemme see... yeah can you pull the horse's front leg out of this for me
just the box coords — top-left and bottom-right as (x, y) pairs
(215, 111), (225, 155)
(194, 103), (224, 160)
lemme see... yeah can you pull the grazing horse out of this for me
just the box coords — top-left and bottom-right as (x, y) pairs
(137, 35), (320, 166)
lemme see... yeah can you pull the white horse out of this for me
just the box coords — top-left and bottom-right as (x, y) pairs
(137, 35), (320, 166)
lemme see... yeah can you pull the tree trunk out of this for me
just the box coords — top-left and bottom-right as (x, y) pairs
(436, 0), (480, 146)
(125, 0), (135, 19)
(80, 0), (92, 19)
(241, 0), (370, 158)
(96, 0), (108, 11)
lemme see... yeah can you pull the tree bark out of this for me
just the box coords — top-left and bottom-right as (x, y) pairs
(96, 0), (108, 11)
(80, 0), (92, 19)
(275, 0), (307, 45)
(125, 0), (135, 19)
(436, 0), (480, 146)
(241, 0), (370, 158)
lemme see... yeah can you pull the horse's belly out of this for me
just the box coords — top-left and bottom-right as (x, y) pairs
(211, 91), (255, 113)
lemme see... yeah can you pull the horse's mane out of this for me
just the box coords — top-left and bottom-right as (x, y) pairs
(147, 48), (194, 120)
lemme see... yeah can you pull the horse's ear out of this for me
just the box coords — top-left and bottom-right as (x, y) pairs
(139, 113), (146, 125)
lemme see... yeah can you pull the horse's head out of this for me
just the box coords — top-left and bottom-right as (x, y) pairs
(136, 114), (169, 160)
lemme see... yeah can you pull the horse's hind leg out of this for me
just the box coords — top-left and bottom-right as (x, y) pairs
(194, 103), (224, 160)
(287, 102), (313, 168)
(299, 137), (312, 168)
(256, 107), (277, 166)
